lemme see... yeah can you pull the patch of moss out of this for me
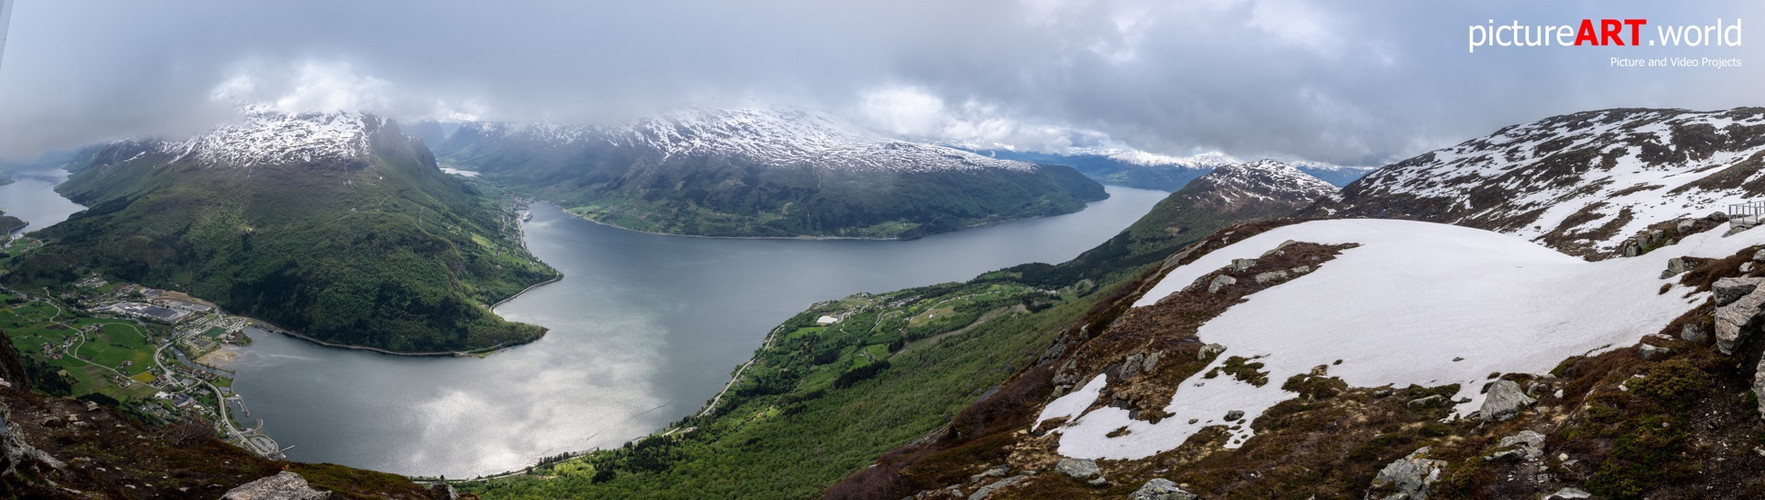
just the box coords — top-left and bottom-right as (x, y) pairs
(1210, 355), (1269, 387)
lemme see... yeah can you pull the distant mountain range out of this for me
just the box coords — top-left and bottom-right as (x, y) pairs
(2, 108), (557, 353)
(969, 148), (1375, 190)
(433, 107), (1107, 239)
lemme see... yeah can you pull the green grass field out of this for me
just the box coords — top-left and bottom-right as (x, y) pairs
(2, 292), (163, 401)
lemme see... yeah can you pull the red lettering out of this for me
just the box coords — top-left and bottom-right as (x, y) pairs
(1575, 19), (1598, 46)
(1601, 19), (1625, 46)
(1624, 19), (1647, 46)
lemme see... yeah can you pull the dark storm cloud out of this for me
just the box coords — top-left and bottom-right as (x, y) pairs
(0, 0), (1759, 164)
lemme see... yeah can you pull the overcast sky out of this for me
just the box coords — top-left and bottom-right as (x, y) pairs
(0, 0), (1758, 165)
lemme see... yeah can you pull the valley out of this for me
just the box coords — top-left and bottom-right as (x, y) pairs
(4, 2), (1758, 498)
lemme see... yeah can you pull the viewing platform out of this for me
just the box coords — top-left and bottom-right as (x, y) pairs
(1731, 201), (1765, 231)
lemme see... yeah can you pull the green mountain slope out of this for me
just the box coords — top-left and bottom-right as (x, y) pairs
(1, 111), (556, 353)
(436, 108), (1108, 239)
(461, 160), (1331, 498)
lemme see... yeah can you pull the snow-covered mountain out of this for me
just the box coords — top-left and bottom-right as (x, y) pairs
(434, 107), (1106, 238)
(158, 106), (387, 168)
(31, 107), (557, 354)
(975, 147), (1372, 190)
(854, 182), (1765, 499)
(1284, 160), (1379, 186)
(1190, 159), (1335, 207)
(1079, 148), (1242, 169)
(453, 107), (1036, 173)
(1315, 107), (1765, 258)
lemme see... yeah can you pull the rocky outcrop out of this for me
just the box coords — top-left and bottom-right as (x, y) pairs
(1682, 322), (1709, 343)
(1479, 380), (1536, 422)
(1485, 430), (1546, 461)
(966, 476), (1028, 500)
(222, 471), (332, 500)
(1197, 343), (1226, 361)
(1056, 458), (1105, 485)
(1, 402), (67, 479)
(1207, 275), (1237, 294)
(1130, 478), (1198, 500)
(1407, 394), (1447, 408)
(1754, 356), (1765, 422)
(1254, 270), (1290, 284)
(1714, 277), (1764, 306)
(1661, 257), (1701, 279)
(1713, 277), (1765, 355)
(1121, 350), (1162, 378)
(1368, 447), (1446, 500)
(1639, 344), (1672, 360)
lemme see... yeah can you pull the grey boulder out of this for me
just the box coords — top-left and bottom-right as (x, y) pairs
(1055, 458), (1101, 480)
(1130, 478), (1198, 500)
(1369, 447), (1446, 500)
(1479, 380), (1536, 422)
(1715, 278), (1765, 355)
(222, 471), (330, 500)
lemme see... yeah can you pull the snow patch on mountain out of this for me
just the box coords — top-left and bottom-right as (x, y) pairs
(461, 107), (1039, 173)
(1322, 108), (1765, 255)
(1037, 218), (1765, 460)
(1199, 160), (1336, 204)
(1068, 148), (1240, 169)
(1287, 160), (1376, 174)
(163, 106), (376, 167)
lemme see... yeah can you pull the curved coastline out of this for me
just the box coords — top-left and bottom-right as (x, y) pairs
(250, 319), (541, 358)
(547, 198), (1108, 242)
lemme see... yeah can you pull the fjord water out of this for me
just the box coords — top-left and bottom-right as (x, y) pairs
(0, 168), (85, 234)
(224, 186), (1164, 477)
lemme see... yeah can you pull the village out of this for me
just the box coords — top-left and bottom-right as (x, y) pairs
(3, 273), (287, 459)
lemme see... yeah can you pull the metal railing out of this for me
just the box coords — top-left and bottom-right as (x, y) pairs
(1730, 201), (1765, 228)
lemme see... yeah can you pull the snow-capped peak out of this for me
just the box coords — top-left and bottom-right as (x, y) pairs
(1199, 159), (1336, 200)
(163, 106), (378, 167)
(1285, 160), (1375, 173)
(1071, 147), (1242, 169)
(456, 107), (1040, 173)
(1319, 107), (1765, 257)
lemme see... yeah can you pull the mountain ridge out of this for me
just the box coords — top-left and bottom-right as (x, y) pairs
(973, 147), (1371, 190)
(434, 107), (1108, 239)
(1310, 106), (1765, 258)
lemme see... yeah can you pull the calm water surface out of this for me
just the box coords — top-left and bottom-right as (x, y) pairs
(19, 176), (1169, 477)
(0, 168), (86, 235)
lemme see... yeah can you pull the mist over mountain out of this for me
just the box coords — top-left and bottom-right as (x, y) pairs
(434, 107), (1108, 239)
(4, 108), (556, 352)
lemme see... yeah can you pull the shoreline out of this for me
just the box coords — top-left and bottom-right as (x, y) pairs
(249, 319), (539, 358)
(545, 200), (1100, 242)
(202, 199), (561, 358)
(555, 205), (908, 241)
(491, 275), (563, 310)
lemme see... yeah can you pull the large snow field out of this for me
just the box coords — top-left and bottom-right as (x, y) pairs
(1046, 218), (1765, 460)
